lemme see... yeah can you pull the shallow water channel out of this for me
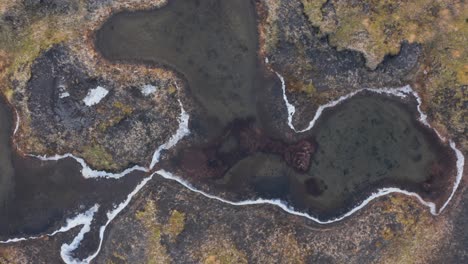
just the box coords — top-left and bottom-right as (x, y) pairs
(0, 98), (144, 241)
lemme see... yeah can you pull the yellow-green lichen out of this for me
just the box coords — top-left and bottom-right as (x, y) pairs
(302, 0), (464, 69)
(0, 1), (86, 101)
(135, 200), (189, 263)
(82, 144), (115, 170)
(97, 101), (134, 132)
(135, 200), (172, 264)
(298, 0), (467, 150)
(202, 244), (248, 264)
(376, 195), (446, 264)
(302, 0), (327, 27)
(167, 210), (185, 239)
(167, 85), (177, 95)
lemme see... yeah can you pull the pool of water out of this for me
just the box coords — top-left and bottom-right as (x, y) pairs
(215, 93), (455, 218)
(96, 0), (260, 140)
(94, 0), (457, 219)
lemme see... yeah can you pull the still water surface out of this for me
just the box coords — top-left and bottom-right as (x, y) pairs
(95, 0), (456, 218)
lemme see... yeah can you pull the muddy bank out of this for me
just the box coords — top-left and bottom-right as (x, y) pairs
(94, 0), (459, 220)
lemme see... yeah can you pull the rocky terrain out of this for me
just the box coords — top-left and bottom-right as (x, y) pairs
(0, 0), (466, 263)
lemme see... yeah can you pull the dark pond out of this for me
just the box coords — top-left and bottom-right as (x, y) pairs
(95, 0), (457, 219)
(96, 0), (261, 140)
(211, 93), (455, 217)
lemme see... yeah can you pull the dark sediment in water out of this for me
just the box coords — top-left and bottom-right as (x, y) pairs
(94, 0), (458, 220)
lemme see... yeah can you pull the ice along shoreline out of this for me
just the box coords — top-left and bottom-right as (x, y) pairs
(1, 85), (191, 264)
(1, 75), (465, 263)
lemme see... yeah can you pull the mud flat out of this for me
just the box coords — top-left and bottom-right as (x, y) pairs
(94, 0), (462, 221)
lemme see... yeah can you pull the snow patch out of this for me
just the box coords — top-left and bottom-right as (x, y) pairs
(1, 82), (190, 262)
(31, 93), (190, 178)
(2, 68), (464, 264)
(140, 84), (158, 96)
(83, 86), (109, 106)
(59, 205), (99, 264)
(58, 82), (70, 99)
(60, 92), (71, 99)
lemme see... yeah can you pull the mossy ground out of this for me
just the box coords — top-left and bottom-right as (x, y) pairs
(82, 144), (116, 170)
(297, 0), (467, 150)
(374, 194), (449, 264)
(0, 1), (85, 101)
(97, 101), (134, 133)
(134, 199), (188, 264)
(199, 239), (248, 264)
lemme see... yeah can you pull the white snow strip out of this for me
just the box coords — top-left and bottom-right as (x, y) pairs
(275, 71), (465, 216)
(59, 205), (100, 264)
(149, 72), (465, 225)
(1, 84), (189, 259)
(277, 70), (446, 141)
(413, 90), (445, 140)
(439, 140), (465, 212)
(2, 67), (464, 263)
(157, 169), (444, 224)
(0, 204), (99, 244)
(13, 109), (20, 136)
(30, 153), (148, 179)
(83, 86), (109, 106)
(140, 84), (158, 96)
(65, 174), (154, 264)
(149, 98), (190, 169)
(279, 76), (413, 133)
(275, 72), (296, 131)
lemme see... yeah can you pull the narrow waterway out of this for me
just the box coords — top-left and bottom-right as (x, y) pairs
(0, 97), (145, 255)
